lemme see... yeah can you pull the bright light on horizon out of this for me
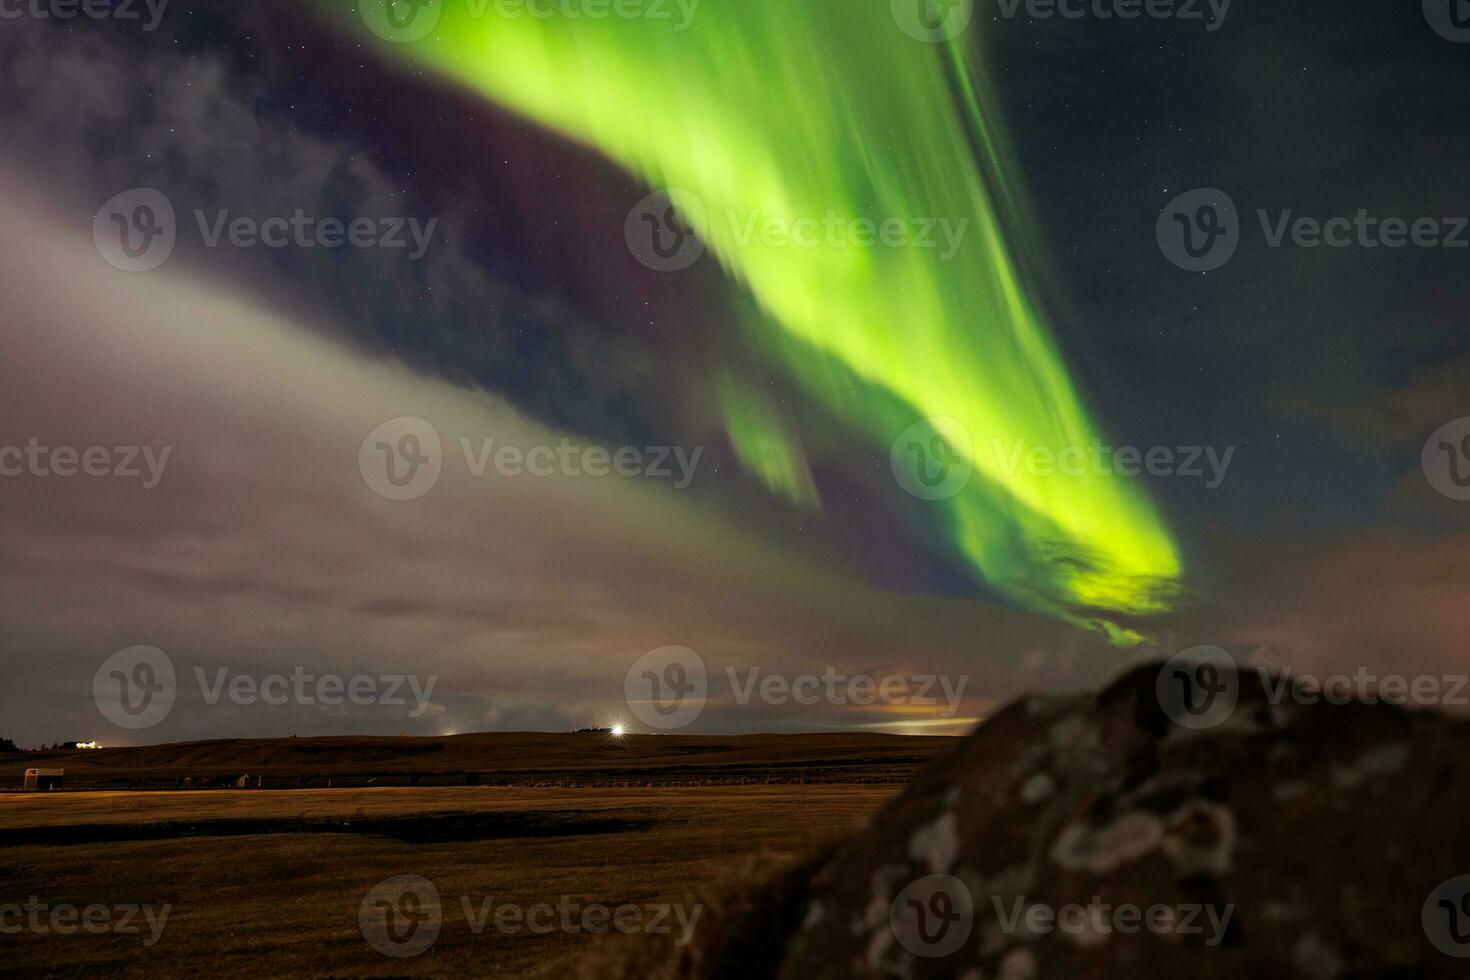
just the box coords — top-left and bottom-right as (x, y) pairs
(610, 725), (625, 738)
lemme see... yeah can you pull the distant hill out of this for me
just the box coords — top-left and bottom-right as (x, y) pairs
(0, 731), (958, 790)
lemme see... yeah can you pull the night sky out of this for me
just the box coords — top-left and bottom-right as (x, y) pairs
(1, 0), (1466, 744)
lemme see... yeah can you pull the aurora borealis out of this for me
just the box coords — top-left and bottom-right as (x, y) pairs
(2, 0), (1469, 745)
(332, 0), (1181, 639)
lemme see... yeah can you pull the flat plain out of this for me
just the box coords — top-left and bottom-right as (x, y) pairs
(0, 733), (955, 977)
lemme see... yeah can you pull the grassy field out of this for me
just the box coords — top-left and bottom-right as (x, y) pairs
(0, 784), (898, 977)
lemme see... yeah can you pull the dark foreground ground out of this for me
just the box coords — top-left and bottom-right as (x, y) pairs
(8, 665), (1469, 978)
(0, 734), (955, 977)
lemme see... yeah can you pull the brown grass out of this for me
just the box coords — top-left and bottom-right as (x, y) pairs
(0, 785), (891, 978)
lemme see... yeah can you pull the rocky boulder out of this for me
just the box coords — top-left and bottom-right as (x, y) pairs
(591, 661), (1470, 978)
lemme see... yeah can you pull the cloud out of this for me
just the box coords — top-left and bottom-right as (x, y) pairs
(0, 12), (663, 442)
(0, 184), (1072, 744)
(1322, 352), (1470, 449)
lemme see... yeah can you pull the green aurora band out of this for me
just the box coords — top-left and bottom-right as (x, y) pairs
(340, 0), (1182, 641)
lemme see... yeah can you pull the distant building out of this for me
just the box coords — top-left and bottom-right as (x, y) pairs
(23, 768), (64, 791)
